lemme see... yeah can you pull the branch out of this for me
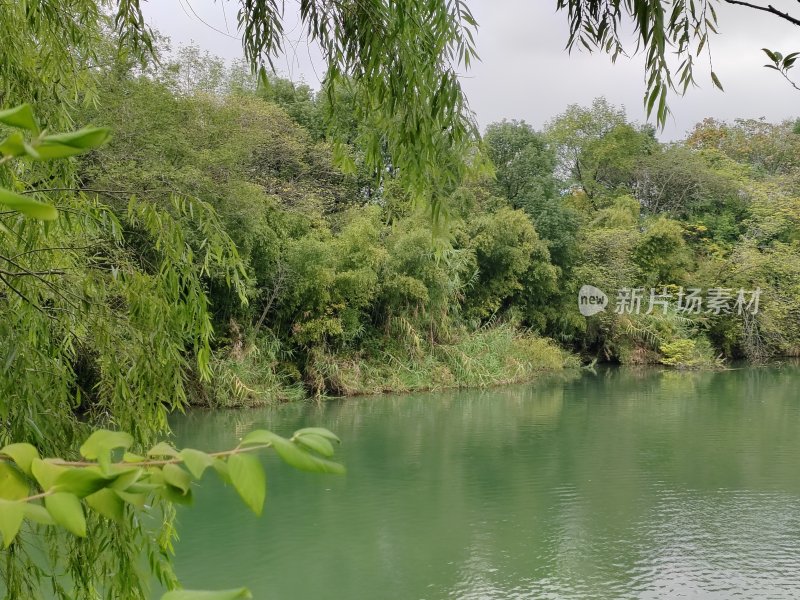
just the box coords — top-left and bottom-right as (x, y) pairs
(4, 443), (277, 504)
(21, 187), (135, 196)
(723, 0), (800, 26)
(0, 269), (66, 277)
(0, 272), (50, 317)
(778, 68), (800, 91)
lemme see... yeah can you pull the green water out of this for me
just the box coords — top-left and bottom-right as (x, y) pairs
(170, 366), (800, 599)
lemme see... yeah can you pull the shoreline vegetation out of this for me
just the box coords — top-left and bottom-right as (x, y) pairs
(206, 323), (578, 406)
(70, 42), (800, 408)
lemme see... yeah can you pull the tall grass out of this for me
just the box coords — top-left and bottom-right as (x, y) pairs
(204, 335), (306, 407)
(309, 322), (576, 396)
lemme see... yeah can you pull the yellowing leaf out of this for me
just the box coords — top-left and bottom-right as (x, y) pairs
(86, 488), (124, 523)
(45, 492), (86, 537)
(0, 500), (25, 548)
(0, 462), (29, 500)
(31, 459), (66, 491)
(1, 443), (40, 476)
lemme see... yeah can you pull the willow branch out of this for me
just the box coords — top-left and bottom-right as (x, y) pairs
(723, 0), (800, 26)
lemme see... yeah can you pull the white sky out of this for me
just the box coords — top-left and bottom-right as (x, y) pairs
(142, 0), (800, 140)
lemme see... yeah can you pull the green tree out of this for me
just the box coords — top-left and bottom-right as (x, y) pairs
(545, 99), (655, 201)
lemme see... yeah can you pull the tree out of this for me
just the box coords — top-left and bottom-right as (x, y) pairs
(545, 98), (655, 201)
(483, 120), (557, 207)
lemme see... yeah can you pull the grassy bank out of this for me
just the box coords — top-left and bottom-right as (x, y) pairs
(205, 323), (577, 407)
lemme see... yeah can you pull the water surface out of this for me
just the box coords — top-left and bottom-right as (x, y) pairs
(171, 366), (800, 599)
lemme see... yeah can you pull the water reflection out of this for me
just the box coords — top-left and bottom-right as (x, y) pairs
(170, 366), (800, 599)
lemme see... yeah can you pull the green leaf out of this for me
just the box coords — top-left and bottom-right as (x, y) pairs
(0, 463), (30, 500)
(1, 443), (40, 476)
(762, 48), (778, 63)
(0, 104), (38, 132)
(710, 71), (724, 91)
(212, 458), (230, 484)
(159, 484), (194, 506)
(115, 490), (146, 508)
(646, 85), (660, 115)
(0, 132), (27, 157)
(0, 187), (57, 220)
(79, 430), (134, 460)
(294, 433), (335, 458)
(147, 442), (179, 458)
(227, 454), (266, 516)
(54, 468), (114, 498)
(34, 127), (111, 159)
(262, 433), (346, 475)
(180, 449), (214, 479)
(45, 492), (86, 537)
(239, 429), (275, 447)
(23, 503), (54, 526)
(293, 428), (341, 443)
(109, 467), (143, 491)
(162, 464), (191, 494)
(0, 500), (25, 548)
(161, 589), (252, 600)
(86, 488), (124, 522)
(31, 459), (66, 491)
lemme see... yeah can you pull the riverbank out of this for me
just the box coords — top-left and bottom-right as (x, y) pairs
(203, 323), (578, 407)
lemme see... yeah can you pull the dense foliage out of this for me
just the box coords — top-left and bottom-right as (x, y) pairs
(1, 1), (799, 597)
(71, 48), (800, 395)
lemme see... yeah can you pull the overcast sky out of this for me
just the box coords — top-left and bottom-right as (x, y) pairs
(142, 0), (799, 140)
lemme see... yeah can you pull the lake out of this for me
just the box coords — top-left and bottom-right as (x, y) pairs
(170, 365), (800, 599)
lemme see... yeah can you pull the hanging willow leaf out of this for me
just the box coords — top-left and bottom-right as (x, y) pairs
(710, 71), (724, 91)
(0, 187), (57, 220)
(0, 104), (38, 132)
(33, 127), (112, 159)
